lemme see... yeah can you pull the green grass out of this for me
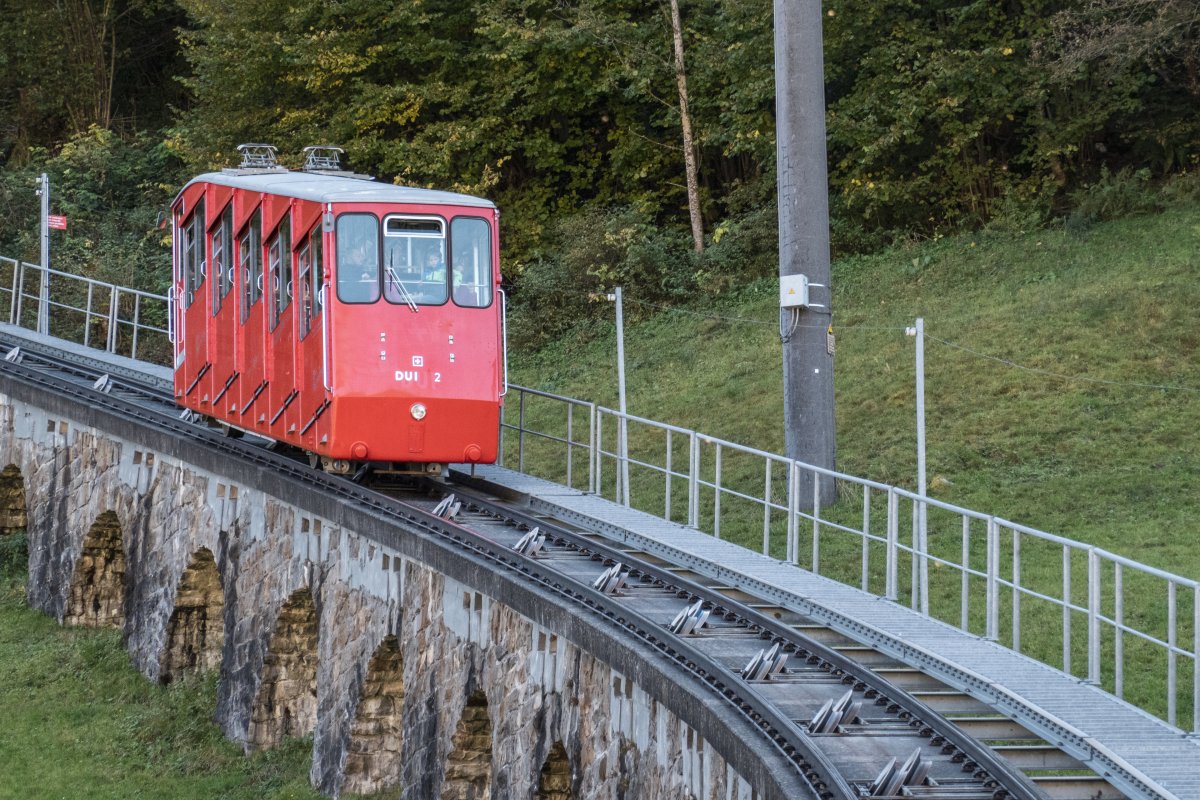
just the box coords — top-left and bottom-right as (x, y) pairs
(512, 204), (1200, 578)
(0, 537), (322, 800)
(511, 204), (1200, 728)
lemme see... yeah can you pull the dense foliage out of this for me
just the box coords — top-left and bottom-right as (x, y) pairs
(1, 0), (1197, 340)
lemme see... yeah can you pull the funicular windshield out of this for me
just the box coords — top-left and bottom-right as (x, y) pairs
(336, 212), (494, 308)
(382, 215), (447, 306)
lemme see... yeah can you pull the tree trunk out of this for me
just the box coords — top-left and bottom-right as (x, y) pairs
(668, 0), (704, 253)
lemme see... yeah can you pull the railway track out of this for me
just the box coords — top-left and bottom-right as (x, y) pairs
(0, 330), (1131, 800)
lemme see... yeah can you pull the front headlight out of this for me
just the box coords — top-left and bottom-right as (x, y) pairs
(410, 402), (427, 421)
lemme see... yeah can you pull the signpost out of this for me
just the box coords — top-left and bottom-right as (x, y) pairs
(37, 173), (50, 335)
(48, 215), (67, 231)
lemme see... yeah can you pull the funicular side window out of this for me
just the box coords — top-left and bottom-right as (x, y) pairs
(267, 214), (292, 332)
(336, 214), (380, 303)
(298, 225), (323, 339)
(211, 204), (234, 315)
(450, 217), (494, 308)
(382, 215), (447, 306)
(238, 209), (262, 323)
(181, 197), (206, 308)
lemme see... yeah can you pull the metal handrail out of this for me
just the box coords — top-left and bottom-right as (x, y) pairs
(500, 384), (1200, 734)
(0, 257), (170, 365)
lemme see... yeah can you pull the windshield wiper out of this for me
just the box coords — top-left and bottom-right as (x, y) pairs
(385, 267), (419, 313)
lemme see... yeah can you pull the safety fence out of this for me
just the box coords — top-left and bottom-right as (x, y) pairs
(0, 257), (171, 365)
(499, 385), (1200, 734)
(2, 255), (1195, 734)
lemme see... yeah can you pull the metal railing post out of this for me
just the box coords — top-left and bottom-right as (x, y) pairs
(885, 488), (898, 600)
(918, 497), (929, 616)
(594, 411), (604, 497)
(860, 488), (871, 591)
(763, 460), (773, 557)
(588, 403), (597, 495)
(1167, 581), (1177, 727)
(1063, 545), (1073, 674)
(665, 429), (673, 521)
(497, 402), (505, 467)
(1193, 584), (1199, 735)
(83, 283), (95, 347)
(1114, 563), (1124, 698)
(961, 516), (971, 631)
(15, 262), (27, 324)
(787, 462), (799, 564)
(9, 261), (21, 324)
(911, 501), (920, 610)
(566, 404), (574, 489)
(517, 390), (526, 474)
(131, 293), (142, 358)
(811, 474), (821, 575)
(712, 444), (722, 539)
(1088, 548), (1101, 685)
(687, 432), (699, 529)
(985, 517), (999, 641)
(106, 286), (119, 353)
(1013, 533), (1022, 652)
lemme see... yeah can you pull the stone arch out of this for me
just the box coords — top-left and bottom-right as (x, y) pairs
(0, 463), (26, 534)
(160, 547), (225, 683)
(343, 634), (405, 795)
(63, 511), (125, 628)
(536, 740), (572, 799)
(442, 689), (493, 800)
(247, 588), (319, 750)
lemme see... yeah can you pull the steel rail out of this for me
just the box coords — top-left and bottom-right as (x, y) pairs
(439, 480), (1046, 800)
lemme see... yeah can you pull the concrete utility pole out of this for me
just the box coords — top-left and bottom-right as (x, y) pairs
(775, 0), (835, 506)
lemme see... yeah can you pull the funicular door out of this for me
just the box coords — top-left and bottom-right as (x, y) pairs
(294, 208), (329, 452)
(206, 188), (236, 415)
(176, 186), (211, 405)
(266, 201), (299, 440)
(234, 198), (267, 426)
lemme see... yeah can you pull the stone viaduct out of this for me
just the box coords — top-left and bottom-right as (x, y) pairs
(0, 370), (774, 798)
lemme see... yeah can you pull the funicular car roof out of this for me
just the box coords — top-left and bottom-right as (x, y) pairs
(178, 170), (496, 209)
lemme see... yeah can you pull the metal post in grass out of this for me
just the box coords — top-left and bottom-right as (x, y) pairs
(907, 318), (930, 615)
(610, 287), (631, 507)
(36, 173), (50, 335)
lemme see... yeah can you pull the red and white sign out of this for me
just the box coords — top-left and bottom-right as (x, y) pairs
(47, 214), (67, 230)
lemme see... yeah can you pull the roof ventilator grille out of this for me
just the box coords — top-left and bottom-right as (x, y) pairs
(302, 145), (344, 172)
(236, 143), (281, 169)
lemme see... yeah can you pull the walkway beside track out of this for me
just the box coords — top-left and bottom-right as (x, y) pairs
(457, 464), (1200, 800)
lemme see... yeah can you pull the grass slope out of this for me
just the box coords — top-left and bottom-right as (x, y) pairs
(0, 541), (321, 800)
(513, 204), (1200, 580)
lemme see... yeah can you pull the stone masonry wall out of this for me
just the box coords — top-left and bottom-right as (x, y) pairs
(1, 389), (763, 800)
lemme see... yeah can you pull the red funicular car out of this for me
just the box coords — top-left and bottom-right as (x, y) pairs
(171, 145), (506, 473)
